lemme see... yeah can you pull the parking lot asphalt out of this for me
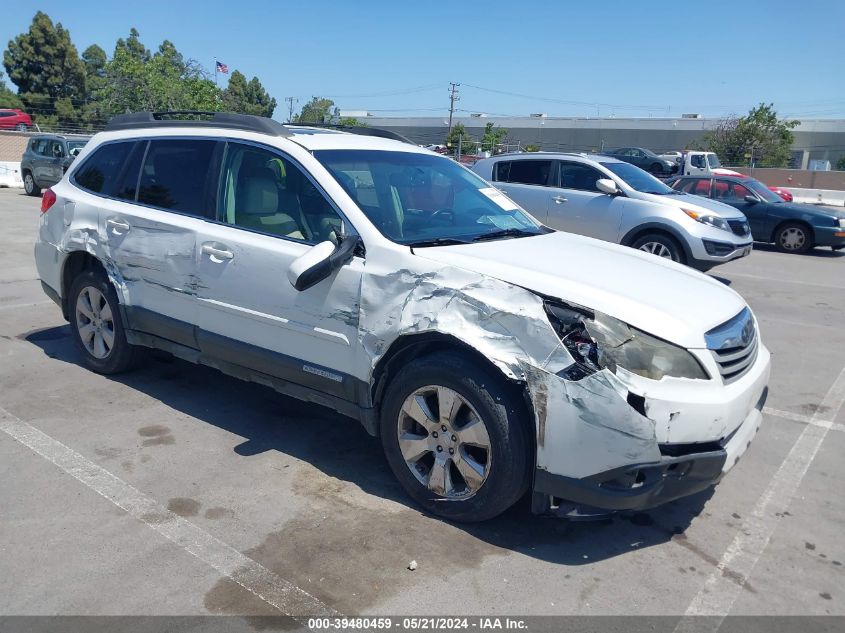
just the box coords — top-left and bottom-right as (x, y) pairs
(0, 186), (843, 619)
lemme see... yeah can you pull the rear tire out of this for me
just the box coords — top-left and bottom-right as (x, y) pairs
(774, 222), (813, 254)
(23, 171), (40, 196)
(631, 232), (685, 263)
(68, 270), (140, 374)
(380, 351), (532, 522)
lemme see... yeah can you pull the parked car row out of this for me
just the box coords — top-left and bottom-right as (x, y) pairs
(33, 111), (770, 522)
(471, 151), (844, 261)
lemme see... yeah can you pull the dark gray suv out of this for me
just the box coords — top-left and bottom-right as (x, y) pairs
(21, 134), (90, 196)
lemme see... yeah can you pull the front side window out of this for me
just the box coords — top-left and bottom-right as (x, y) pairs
(315, 149), (545, 245)
(138, 139), (220, 216)
(707, 154), (721, 168)
(500, 159), (552, 186)
(725, 182), (752, 202)
(558, 161), (602, 192)
(73, 141), (136, 194)
(50, 141), (65, 158)
(219, 143), (344, 244)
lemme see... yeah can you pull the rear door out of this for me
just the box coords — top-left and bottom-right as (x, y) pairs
(45, 140), (66, 186)
(193, 141), (364, 394)
(546, 160), (624, 240)
(88, 138), (222, 347)
(490, 159), (554, 222)
(716, 179), (768, 237)
(31, 139), (50, 185)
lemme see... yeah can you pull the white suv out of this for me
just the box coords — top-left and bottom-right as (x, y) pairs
(35, 112), (770, 522)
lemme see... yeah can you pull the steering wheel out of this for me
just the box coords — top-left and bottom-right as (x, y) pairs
(430, 208), (455, 224)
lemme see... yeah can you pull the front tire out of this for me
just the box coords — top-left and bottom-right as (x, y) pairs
(774, 222), (813, 254)
(69, 270), (140, 374)
(380, 351), (532, 522)
(23, 171), (40, 196)
(632, 232), (685, 263)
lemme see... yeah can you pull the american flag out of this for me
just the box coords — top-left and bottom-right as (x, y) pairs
(215, 61), (229, 74)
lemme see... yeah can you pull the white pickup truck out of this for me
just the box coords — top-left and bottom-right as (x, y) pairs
(659, 151), (742, 177)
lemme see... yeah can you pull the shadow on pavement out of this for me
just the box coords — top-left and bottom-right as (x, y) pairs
(752, 242), (844, 258)
(23, 324), (711, 568)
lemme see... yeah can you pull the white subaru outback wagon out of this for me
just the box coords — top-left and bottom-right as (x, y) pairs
(35, 112), (770, 522)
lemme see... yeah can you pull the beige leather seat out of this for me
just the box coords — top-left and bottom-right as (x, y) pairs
(236, 174), (305, 240)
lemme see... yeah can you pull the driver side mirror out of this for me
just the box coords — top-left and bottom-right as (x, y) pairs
(744, 195), (758, 204)
(596, 178), (619, 195)
(288, 235), (361, 292)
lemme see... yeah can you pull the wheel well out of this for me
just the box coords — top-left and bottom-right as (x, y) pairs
(370, 332), (527, 414)
(61, 252), (107, 319)
(771, 219), (814, 244)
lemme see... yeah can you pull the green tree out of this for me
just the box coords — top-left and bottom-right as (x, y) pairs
(3, 11), (87, 127)
(836, 156), (845, 171)
(523, 144), (540, 152)
(101, 32), (220, 114)
(445, 123), (473, 153)
(336, 117), (366, 126)
(0, 70), (23, 109)
(699, 103), (798, 167)
(295, 97), (335, 123)
(81, 44), (108, 127)
(222, 71), (276, 117)
(481, 122), (508, 153)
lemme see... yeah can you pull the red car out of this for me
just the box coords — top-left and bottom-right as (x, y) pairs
(769, 186), (793, 202)
(0, 109), (33, 131)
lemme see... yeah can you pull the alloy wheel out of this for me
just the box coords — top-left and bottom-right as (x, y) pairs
(397, 385), (491, 499)
(638, 241), (673, 259)
(24, 174), (34, 194)
(75, 286), (115, 359)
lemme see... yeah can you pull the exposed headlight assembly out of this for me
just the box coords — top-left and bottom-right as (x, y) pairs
(682, 208), (731, 233)
(544, 302), (708, 381)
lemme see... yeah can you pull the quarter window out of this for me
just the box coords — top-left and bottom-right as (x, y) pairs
(138, 139), (220, 216)
(74, 141), (136, 195)
(558, 161), (602, 192)
(218, 143), (344, 244)
(498, 159), (552, 186)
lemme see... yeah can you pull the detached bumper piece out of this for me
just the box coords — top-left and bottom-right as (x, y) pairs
(533, 447), (726, 516)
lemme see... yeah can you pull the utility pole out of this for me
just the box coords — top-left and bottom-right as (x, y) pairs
(447, 82), (460, 133)
(285, 96), (298, 123)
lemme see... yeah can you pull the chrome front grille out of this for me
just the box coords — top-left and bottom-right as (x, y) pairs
(705, 308), (759, 384)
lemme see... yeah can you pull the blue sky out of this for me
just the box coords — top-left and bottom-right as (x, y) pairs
(4, 1), (843, 120)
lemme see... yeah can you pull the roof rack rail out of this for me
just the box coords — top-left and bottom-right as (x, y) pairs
(296, 123), (415, 145)
(104, 111), (291, 137)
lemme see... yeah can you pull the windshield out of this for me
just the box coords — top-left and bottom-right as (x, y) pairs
(600, 161), (675, 194)
(707, 154), (721, 168)
(67, 141), (87, 156)
(314, 150), (546, 246)
(744, 177), (784, 203)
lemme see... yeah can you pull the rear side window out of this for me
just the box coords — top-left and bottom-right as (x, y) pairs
(138, 139), (220, 217)
(74, 142), (136, 194)
(498, 159), (552, 186)
(34, 140), (48, 155)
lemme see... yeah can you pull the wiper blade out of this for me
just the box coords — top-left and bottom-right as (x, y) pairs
(471, 228), (540, 242)
(406, 237), (471, 248)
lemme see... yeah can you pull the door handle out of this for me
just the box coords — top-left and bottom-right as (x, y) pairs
(202, 243), (234, 261)
(552, 195), (568, 204)
(106, 218), (130, 234)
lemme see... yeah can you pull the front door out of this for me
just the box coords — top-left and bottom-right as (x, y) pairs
(545, 160), (624, 241)
(193, 141), (364, 397)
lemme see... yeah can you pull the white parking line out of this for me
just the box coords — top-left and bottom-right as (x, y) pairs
(0, 405), (339, 625)
(0, 300), (52, 311)
(677, 366), (845, 629)
(764, 406), (845, 433)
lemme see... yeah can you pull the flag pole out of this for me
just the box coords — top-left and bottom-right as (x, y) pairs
(214, 58), (218, 87)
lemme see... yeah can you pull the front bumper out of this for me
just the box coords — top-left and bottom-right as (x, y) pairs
(529, 341), (771, 515)
(812, 225), (845, 248)
(534, 387), (766, 513)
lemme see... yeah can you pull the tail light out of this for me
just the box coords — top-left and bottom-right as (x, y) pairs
(41, 189), (57, 214)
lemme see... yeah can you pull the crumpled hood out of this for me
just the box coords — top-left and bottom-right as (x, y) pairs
(416, 231), (747, 349)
